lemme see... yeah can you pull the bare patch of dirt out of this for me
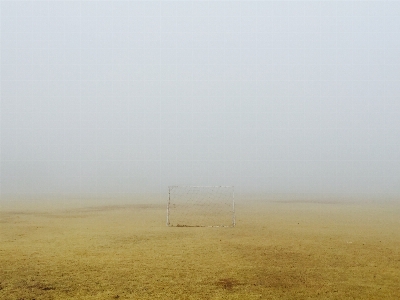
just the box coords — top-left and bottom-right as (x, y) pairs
(216, 278), (240, 290)
(272, 200), (345, 205)
(65, 204), (164, 214)
(30, 282), (56, 291)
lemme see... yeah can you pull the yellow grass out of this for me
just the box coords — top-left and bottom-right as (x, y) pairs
(1, 198), (399, 299)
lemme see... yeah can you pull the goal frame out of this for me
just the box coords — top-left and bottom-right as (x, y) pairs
(166, 185), (236, 227)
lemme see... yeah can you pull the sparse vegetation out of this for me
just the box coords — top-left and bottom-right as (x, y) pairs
(1, 200), (399, 299)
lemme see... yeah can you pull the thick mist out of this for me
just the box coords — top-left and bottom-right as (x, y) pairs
(1, 1), (400, 201)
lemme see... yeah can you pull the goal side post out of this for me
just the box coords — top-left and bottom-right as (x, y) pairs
(167, 187), (171, 226)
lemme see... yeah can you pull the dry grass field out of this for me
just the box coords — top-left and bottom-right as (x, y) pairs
(1, 197), (399, 299)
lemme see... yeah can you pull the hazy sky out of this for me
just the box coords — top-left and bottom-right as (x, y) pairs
(1, 1), (400, 199)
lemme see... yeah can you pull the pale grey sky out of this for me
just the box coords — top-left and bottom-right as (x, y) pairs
(1, 1), (400, 200)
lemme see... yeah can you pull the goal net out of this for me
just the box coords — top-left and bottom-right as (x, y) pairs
(167, 186), (235, 227)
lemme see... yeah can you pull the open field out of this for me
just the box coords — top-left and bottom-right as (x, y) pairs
(1, 198), (400, 299)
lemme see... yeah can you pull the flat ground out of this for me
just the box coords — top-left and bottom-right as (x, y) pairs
(1, 198), (399, 299)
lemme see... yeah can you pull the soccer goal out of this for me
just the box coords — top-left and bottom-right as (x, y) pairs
(167, 186), (235, 227)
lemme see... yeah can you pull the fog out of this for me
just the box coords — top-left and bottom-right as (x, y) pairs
(1, 1), (400, 201)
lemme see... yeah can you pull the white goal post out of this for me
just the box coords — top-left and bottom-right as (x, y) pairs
(167, 186), (235, 227)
